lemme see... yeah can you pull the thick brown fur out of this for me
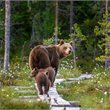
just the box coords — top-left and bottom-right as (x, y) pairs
(31, 67), (55, 87)
(46, 67), (55, 87)
(29, 40), (73, 83)
(29, 45), (50, 70)
(31, 68), (50, 95)
(30, 41), (43, 49)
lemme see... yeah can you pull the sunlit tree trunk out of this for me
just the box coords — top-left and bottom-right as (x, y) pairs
(54, 0), (58, 44)
(70, 1), (76, 68)
(106, 0), (108, 15)
(4, 0), (11, 72)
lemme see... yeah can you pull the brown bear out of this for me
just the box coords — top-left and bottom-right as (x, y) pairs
(29, 40), (73, 82)
(31, 67), (50, 95)
(31, 67), (55, 87)
(46, 67), (55, 87)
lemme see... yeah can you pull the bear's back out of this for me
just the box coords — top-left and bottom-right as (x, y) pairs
(29, 45), (51, 70)
(35, 70), (48, 86)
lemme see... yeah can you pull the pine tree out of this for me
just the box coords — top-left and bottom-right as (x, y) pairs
(105, 0), (110, 69)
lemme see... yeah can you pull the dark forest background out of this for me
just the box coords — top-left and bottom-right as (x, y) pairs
(0, 1), (110, 72)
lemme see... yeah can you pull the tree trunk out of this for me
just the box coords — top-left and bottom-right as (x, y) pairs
(70, 1), (76, 68)
(106, 0), (108, 15)
(4, 0), (11, 72)
(54, 0), (58, 44)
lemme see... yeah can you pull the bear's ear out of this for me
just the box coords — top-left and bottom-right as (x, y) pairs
(35, 67), (39, 72)
(70, 41), (73, 46)
(59, 40), (64, 45)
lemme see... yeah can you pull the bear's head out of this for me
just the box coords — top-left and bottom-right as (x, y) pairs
(57, 40), (73, 58)
(31, 67), (39, 77)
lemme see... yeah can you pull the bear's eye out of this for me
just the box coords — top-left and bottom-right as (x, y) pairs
(46, 72), (48, 75)
(64, 47), (67, 50)
(69, 47), (72, 50)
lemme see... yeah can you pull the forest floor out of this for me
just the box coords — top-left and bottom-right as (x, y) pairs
(0, 61), (110, 109)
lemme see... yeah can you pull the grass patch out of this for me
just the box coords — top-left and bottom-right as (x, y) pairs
(1, 58), (109, 109)
(58, 58), (82, 79)
(13, 79), (34, 86)
(57, 67), (110, 109)
(0, 86), (49, 109)
(0, 63), (34, 86)
(0, 63), (49, 109)
(0, 98), (49, 109)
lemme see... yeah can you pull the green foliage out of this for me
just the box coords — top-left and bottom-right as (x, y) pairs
(0, 63), (49, 109)
(0, 87), (49, 109)
(0, 87), (17, 99)
(57, 67), (110, 109)
(70, 23), (86, 41)
(94, 15), (108, 37)
(0, 1), (4, 39)
(0, 1), (106, 72)
(94, 14), (110, 62)
(2, 1), (110, 109)
(58, 58), (82, 79)
(70, 23), (96, 72)
(0, 63), (33, 86)
(1, 99), (49, 109)
(42, 6), (54, 38)
(43, 37), (54, 45)
(0, 2), (5, 58)
(96, 55), (110, 62)
(77, 57), (95, 73)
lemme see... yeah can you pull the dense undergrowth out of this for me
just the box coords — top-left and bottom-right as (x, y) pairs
(58, 57), (82, 79)
(0, 62), (33, 86)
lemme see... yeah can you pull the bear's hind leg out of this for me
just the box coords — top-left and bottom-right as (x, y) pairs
(37, 84), (43, 95)
(44, 81), (50, 94)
